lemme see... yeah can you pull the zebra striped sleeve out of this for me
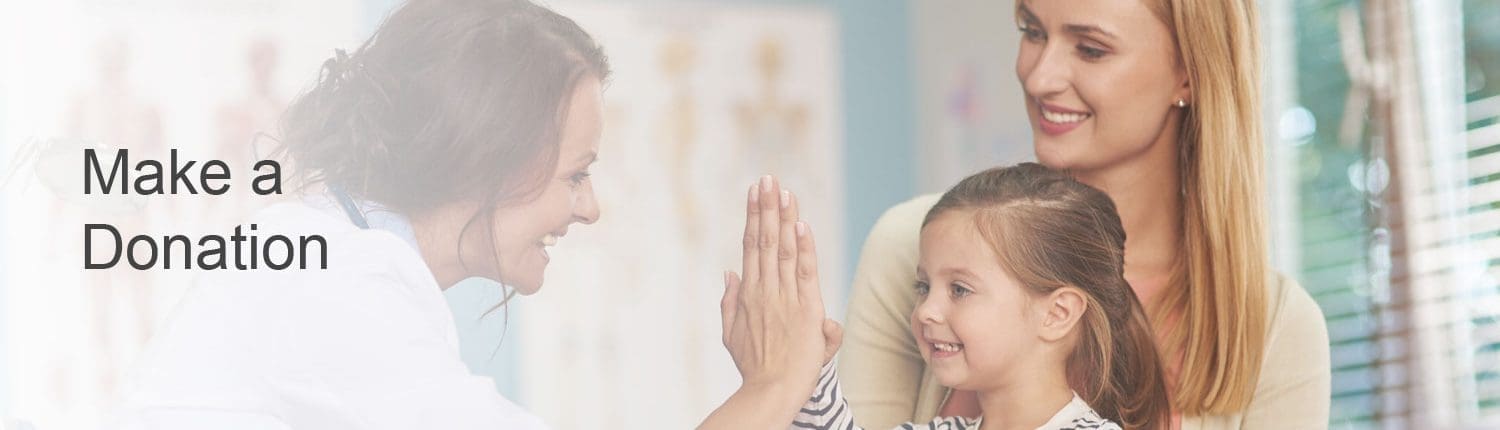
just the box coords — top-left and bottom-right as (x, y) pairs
(790, 361), (858, 430)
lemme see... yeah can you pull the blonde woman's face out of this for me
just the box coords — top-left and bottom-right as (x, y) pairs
(911, 213), (1047, 391)
(1014, 0), (1191, 172)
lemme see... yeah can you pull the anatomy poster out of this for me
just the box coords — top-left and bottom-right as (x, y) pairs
(519, 3), (844, 428)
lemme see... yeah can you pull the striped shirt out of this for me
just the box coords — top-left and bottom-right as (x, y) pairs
(793, 362), (1120, 430)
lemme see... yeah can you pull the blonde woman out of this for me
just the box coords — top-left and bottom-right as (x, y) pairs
(837, 0), (1330, 428)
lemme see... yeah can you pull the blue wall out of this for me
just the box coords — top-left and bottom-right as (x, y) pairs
(822, 0), (918, 279)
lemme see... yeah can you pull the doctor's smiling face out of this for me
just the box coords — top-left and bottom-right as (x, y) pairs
(483, 76), (604, 294)
(277, 0), (609, 293)
(1015, 0), (1191, 173)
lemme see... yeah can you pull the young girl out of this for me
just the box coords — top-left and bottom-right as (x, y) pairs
(702, 164), (1169, 430)
(802, 163), (1169, 429)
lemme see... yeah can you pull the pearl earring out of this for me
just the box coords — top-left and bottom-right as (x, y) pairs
(1175, 99), (1187, 108)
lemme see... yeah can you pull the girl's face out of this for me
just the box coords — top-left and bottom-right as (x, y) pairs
(485, 77), (604, 294)
(1015, 0), (1189, 172)
(911, 212), (1046, 391)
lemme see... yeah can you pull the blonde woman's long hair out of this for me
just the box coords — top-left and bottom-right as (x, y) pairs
(1143, 0), (1270, 415)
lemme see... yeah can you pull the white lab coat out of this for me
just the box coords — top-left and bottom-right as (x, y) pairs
(112, 199), (547, 430)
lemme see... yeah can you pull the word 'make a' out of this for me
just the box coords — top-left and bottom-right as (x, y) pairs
(83, 148), (281, 196)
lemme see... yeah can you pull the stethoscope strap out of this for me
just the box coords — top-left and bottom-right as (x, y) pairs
(329, 186), (370, 230)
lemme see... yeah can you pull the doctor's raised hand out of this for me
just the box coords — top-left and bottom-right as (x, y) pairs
(699, 175), (843, 430)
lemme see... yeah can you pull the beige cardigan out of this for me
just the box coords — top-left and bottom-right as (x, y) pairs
(837, 194), (1332, 429)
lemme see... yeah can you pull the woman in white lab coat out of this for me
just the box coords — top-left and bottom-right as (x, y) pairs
(116, 0), (608, 428)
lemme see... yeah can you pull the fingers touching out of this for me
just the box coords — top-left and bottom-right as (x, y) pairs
(735, 175), (822, 308)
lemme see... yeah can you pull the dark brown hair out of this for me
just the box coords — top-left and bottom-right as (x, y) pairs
(280, 0), (608, 208)
(276, 0), (608, 279)
(923, 163), (1170, 430)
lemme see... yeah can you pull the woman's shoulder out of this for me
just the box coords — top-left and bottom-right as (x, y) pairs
(1262, 272), (1327, 335)
(240, 200), (432, 282)
(849, 193), (943, 290)
(129, 200), (454, 391)
(178, 200), (445, 326)
(877, 193), (944, 228)
(1248, 271), (1331, 405)
(860, 194), (942, 252)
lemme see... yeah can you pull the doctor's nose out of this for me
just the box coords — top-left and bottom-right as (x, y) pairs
(574, 181), (600, 225)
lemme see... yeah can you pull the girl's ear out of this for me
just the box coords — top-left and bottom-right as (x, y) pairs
(1038, 287), (1087, 342)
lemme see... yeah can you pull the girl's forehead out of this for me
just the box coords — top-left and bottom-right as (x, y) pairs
(919, 216), (1000, 272)
(920, 214), (983, 246)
